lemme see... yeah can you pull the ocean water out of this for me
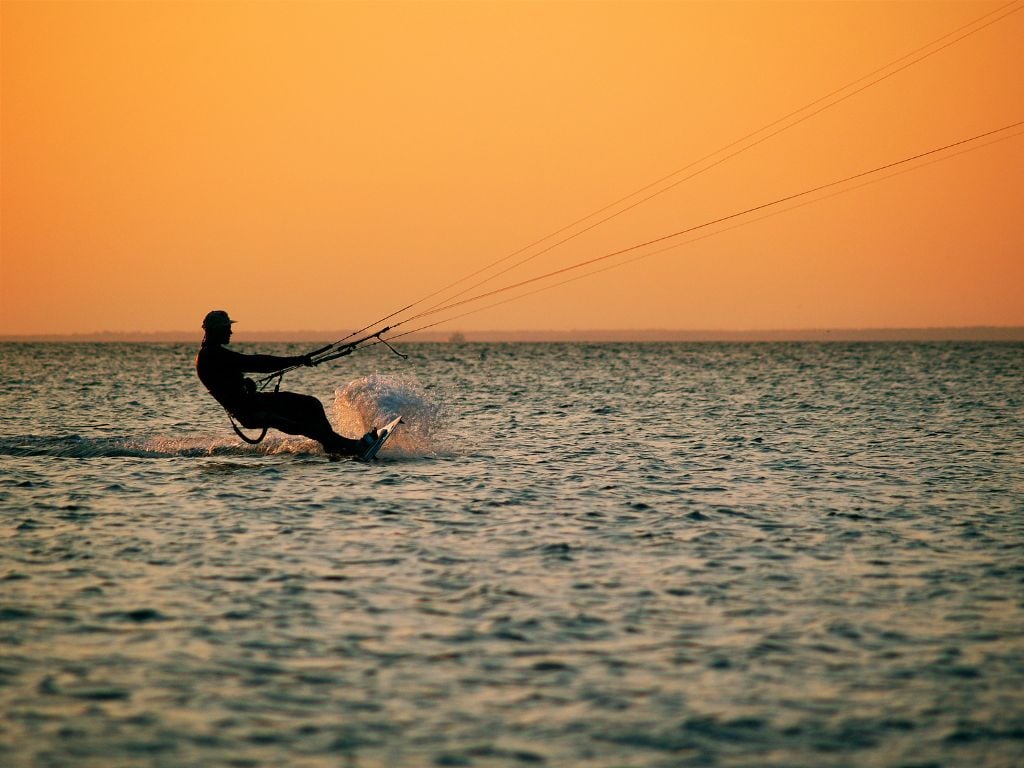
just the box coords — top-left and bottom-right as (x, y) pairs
(1, 341), (1022, 768)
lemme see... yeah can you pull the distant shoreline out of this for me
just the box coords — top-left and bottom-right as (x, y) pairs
(2, 327), (1022, 343)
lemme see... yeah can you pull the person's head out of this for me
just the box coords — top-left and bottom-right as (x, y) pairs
(202, 310), (235, 344)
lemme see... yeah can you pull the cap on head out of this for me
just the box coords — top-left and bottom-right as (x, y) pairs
(202, 310), (236, 330)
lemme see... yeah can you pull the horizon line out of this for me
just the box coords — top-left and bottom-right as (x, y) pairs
(2, 326), (1022, 343)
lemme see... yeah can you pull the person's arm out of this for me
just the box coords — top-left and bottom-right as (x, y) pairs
(222, 347), (312, 374)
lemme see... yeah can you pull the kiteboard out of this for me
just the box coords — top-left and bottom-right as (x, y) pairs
(358, 414), (403, 461)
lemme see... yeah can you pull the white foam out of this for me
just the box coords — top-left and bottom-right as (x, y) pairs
(133, 433), (320, 457)
(0, 434), (304, 459)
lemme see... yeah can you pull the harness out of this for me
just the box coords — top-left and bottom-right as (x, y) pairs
(230, 416), (268, 445)
(227, 374), (282, 445)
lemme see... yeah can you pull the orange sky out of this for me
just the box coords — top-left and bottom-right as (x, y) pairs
(2, 0), (1022, 336)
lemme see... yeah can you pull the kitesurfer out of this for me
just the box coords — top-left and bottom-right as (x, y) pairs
(196, 310), (375, 456)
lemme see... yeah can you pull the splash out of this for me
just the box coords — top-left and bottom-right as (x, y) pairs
(333, 374), (449, 457)
(142, 434), (321, 457)
(0, 434), (322, 460)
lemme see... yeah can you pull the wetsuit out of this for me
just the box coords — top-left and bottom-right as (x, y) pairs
(196, 342), (361, 454)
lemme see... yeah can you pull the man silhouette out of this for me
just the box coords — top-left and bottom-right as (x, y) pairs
(196, 310), (374, 456)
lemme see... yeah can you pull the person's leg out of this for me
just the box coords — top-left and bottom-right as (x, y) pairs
(252, 392), (364, 455)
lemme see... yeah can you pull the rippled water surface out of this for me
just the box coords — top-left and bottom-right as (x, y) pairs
(1, 341), (1022, 767)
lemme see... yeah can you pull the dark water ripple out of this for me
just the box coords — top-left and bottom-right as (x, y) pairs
(1, 342), (1023, 767)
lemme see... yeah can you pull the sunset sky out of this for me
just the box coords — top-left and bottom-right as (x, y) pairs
(2, 0), (1022, 337)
